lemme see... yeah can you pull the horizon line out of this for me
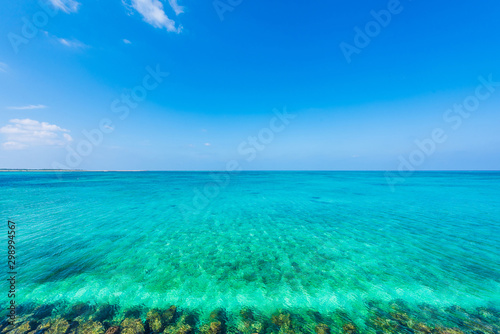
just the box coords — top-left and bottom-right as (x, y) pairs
(1, 169), (500, 172)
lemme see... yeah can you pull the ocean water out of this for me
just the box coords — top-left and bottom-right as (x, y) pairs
(1, 171), (499, 330)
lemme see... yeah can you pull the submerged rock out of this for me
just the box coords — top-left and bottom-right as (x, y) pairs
(164, 316), (193, 334)
(146, 310), (164, 333)
(176, 325), (193, 334)
(146, 306), (177, 333)
(367, 316), (400, 334)
(32, 305), (55, 320)
(5, 320), (38, 334)
(445, 306), (473, 326)
(65, 303), (95, 321)
(200, 309), (228, 334)
(46, 318), (71, 334)
(237, 321), (264, 334)
(432, 328), (464, 334)
(167, 324), (192, 334)
(209, 310), (227, 324)
(235, 314), (263, 334)
(0, 318), (11, 329)
(270, 311), (297, 334)
(411, 322), (432, 334)
(200, 321), (223, 334)
(0, 322), (14, 334)
(16, 304), (37, 318)
(123, 308), (143, 320)
(104, 327), (120, 334)
(239, 309), (254, 322)
(314, 324), (330, 334)
(210, 321), (222, 334)
(121, 319), (145, 334)
(306, 311), (324, 324)
(34, 322), (51, 333)
(251, 322), (264, 334)
(342, 323), (358, 334)
(92, 305), (118, 324)
(76, 321), (105, 334)
(477, 307), (500, 324)
(271, 312), (292, 328)
(390, 312), (410, 325)
(10, 301), (491, 334)
(163, 306), (177, 325)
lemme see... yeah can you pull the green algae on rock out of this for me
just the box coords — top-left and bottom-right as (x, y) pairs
(76, 321), (105, 334)
(4, 299), (500, 334)
(341, 323), (358, 334)
(164, 315), (194, 334)
(105, 326), (121, 334)
(314, 323), (330, 334)
(46, 318), (71, 334)
(6, 321), (38, 334)
(120, 319), (145, 334)
(146, 310), (165, 333)
(146, 306), (178, 334)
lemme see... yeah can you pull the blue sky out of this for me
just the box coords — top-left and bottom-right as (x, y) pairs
(0, 0), (499, 170)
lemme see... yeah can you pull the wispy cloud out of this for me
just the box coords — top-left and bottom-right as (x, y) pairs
(0, 62), (8, 73)
(7, 104), (48, 110)
(42, 31), (89, 49)
(123, 39), (132, 44)
(0, 119), (72, 150)
(125, 0), (182, 33)
(58, 38), (88, 48)
(168, 0), (184, 15)
(48, 0), (80, 13)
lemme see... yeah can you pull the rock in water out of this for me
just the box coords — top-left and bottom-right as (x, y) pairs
(315, 324), (330, 334)
(121, 319), (145, 334)
(46, 319), (70, 334)
(76, 321), (105, 334)
(342, 323), (358, 334)
(163, 306), (177, 324)
(164, 316), (193, 334)
(8, 320), (38, 334)
(271, 312), (292, 328)
(105, 326), (120, 334)
(146, 310), (164, 333)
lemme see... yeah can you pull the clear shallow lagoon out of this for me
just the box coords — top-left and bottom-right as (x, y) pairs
(1, 171), (499, 331)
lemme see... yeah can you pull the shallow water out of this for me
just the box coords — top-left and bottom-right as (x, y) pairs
(1, 171), (499, 328)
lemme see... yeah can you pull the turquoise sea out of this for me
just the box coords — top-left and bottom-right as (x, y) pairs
(1, 171), (499, 333)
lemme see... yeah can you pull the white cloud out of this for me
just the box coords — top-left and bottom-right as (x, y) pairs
(3, 142), (28, 150)
(42, 31), (88, 49)
(125, 0), (182, 32)
(0, 119), (72, 150)
(0, 62), (7, 73)
(58, 38), (87, 48)
(123, 39), (132, 44)
(168, 0), (184, 15)
(7, 104), (47, 110)
(48, 0), (80, 13)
